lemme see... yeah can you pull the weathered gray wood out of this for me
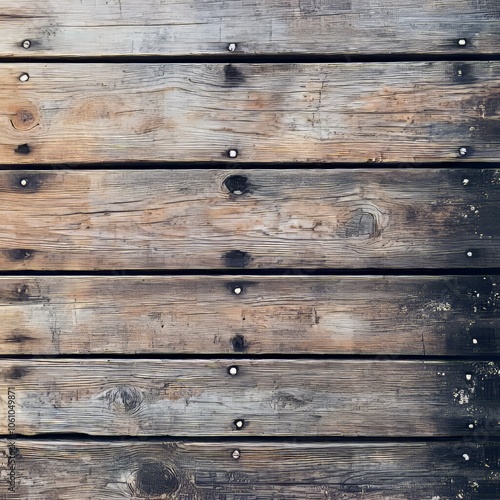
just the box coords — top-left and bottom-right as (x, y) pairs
(0, 275), (498, 356)
(1, 62), (500, 163)
(1, 0), (499, 57)
(0, 168), (498, 270)
(0, 439), (497, 499)
(0, 359), (498, 437)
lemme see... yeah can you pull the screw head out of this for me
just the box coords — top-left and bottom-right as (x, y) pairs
(19, 73), (30, 82)
(22, 40), (31, 49)
(466, 251), (473, 258)
(462, 178), (469, 186)
(228, 365), (239, 376)
(234, 419), (245, 429)
(232, 449), (241, 459)
(459, 147), (468, 156)
(228, 43), (237, 52)
(228, 149), (238, 158)
(458, 38), (467, 46)
(20, 178), (28, 187)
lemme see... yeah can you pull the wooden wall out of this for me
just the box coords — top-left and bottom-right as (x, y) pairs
(0, 0), (499, 498)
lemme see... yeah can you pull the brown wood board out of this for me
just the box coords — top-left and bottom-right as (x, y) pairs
(0, 439), (498, 499)
(0, 0), (499, 57)
(0, 168), (498, 270)
(1, 62), (500, 163)
(1, 359), (498, 437)
(0, 275), (498, 356)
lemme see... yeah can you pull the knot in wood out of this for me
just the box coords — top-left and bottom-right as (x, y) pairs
(133, 462), (180, 497)
(102, 385), (143, 413)
(224, 175), (248, 195)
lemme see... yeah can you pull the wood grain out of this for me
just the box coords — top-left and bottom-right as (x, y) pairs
(0, 275), (498, 356)
(1, 439), (498, 499)
(1, 62), (500, 163)
(0, 168), (498, 270)
(0, 0), (499, 57)
(1, 359), (498, 437)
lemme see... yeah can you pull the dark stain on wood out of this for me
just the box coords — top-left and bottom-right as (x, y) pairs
(14, 143), (31, 155)
(470, 326), (497, 351)
(224, 174), (249, 194)
(134, 462), (179, 497)
(484, 446), (500, 469)
(452, 63), (477, 84)
(6, 249), (35, 262)
(12, 173), (47, 192)
(101, 385), (143, 413)
(471, 120), (500, 143)
(5, 366), (30, 380)
(15, 284), (30, 301)
(473, 481), (500, 498)
(476, 378), (500, 401)
(224, 64), (245, 86)
(5, 333), (34, 344)
(225, 280), (256, 295)
(231, 334), (249, 352)
(223, 250), (252, 268)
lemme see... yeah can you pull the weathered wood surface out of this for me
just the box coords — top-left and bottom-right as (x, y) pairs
(1, 359), (498, 437)
(1, 62), (500, 164)
(0, 168), (498, 270)
(0, 439), (498, 499)
(0, 275), (498, 356)
(1, 0), (499, 57)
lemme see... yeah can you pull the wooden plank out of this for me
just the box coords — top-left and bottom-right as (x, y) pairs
(0, 168), (498, 270)
(0, 439), (497, 499)
(1, 0), (499, 57)
(1, 62), (500, 164)
(0, 275), (498, 356)
(1, 359), (498, 437)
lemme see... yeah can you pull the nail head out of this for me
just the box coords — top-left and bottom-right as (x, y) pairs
(234, 419), (245, 429)
(468, 423), (475, 429)
(472, 338), (478, 344)
(228, 149), (238, 158)
(20, 178), (28, 187)
(466, 251), (473, 258)
(462, 178), (469, 186)
(228, 43), (237, 52)
(19, 73), (30, 82)
(233, 286), (242, 295)
(463, 453), (470, 461)
(466, 374), (472, 381)
(228, 365), (239, 376)
(459, 147), (468, 156)
(232, 449), (241, 459)
(458, 39), (467, 46)
(22, 40), (31, 49)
